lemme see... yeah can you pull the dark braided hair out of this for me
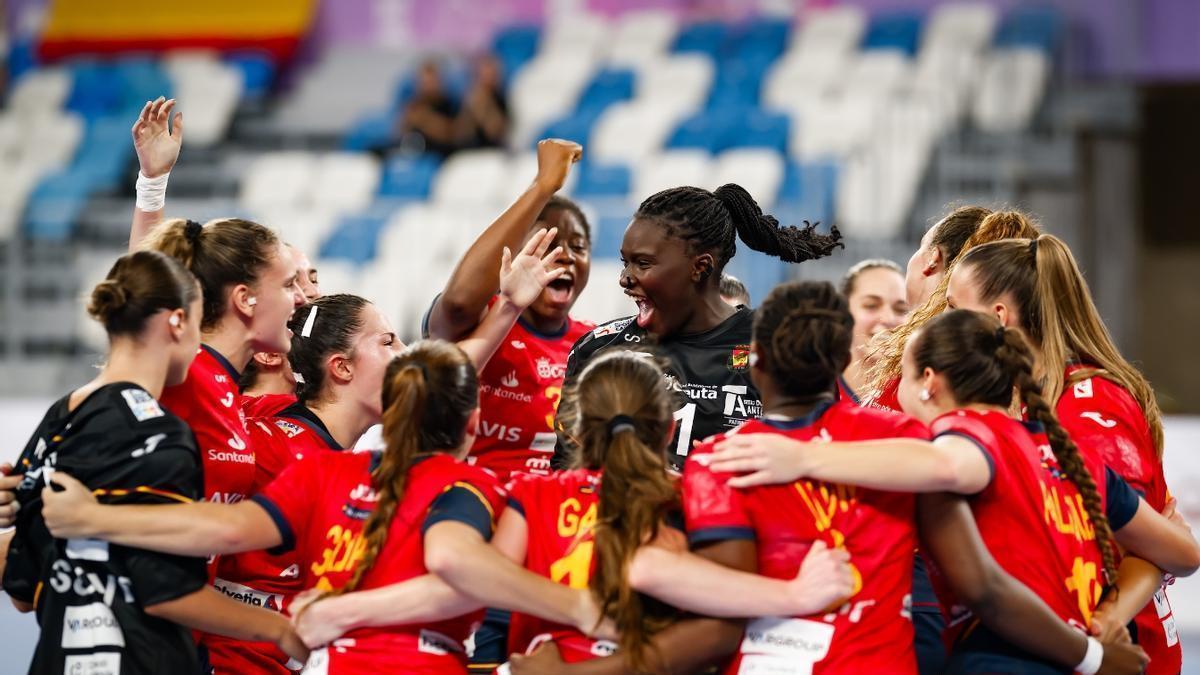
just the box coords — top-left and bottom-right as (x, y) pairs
(913, 309), (1119, 585)
(287, 294), (370, 405)
(634, 184), (843, 274)
(753, 281), (854, 400)
(540, 195), (591, 242)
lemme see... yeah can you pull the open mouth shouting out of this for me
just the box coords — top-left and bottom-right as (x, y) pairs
(544, 272), (575, 307)
(626, 291), (656, 328)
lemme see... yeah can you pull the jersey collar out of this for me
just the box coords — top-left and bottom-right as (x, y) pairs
(760, 397), (836, 430)
(200, 344), (242, 383)
(278, 402), (343, 450)
(517, 313), (570, 340)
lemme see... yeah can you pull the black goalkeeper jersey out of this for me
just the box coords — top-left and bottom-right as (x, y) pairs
(553, 307), (762, 472)
(3, 382), (207, 675)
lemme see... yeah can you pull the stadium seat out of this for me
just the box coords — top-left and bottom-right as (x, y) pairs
(7, 67), (73, 116)
(789, 6), (867, 55)
(777, 160), (838, 224)
(729, 17), (791, 62)
(379, 154), (441, 199)
(763, 49), (852, 109)
(23, 170), (91, 241)
(576, 69), (636, 114)
(635, 55), (714, 114)
(165, 54), (243, 147)
(862, 11), (924, 56)
(633, 150), (713, 198)
(569, 259), (635, 324)
(225, 51), (276, 98)
(790, 95), (877, 160)
(311, 153), (381, 212)
(972, 48), (1050, 133)
(343, 112), (395, 152)
(590, 99), (686, 164)
(537, 110), (602, 147)
(258, 207), (339, 259)
(672, 21), (728, 58)
(274, 48), (411, 136)
(572, 162), (632, 200)
(541, 13), (611, 58)
(666, 111), (725, 153)
(239, 151), (320, 211)
(727, 109), (790, 154)
(840, 50), (912, 100)
(711, 149), (786, 206)
(607, 10), (678, 66)
(492, 24), (541, 83)
(430, 149), (509, 204)
(994, 6), (1064, 52)
(509, 53), (597, 149)
(319, 209), (394, 264)
(923, 3), (997, 53)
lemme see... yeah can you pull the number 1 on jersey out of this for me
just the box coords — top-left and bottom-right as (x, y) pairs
(673, 403), (697, 457)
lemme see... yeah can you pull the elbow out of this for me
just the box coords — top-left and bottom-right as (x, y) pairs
(425, 540), (469, 580)
(11, 598), (34, 613)
(627, 549), (667, 593)
(1167, 544), (1200, 578)
(956, 569), (1004, 621)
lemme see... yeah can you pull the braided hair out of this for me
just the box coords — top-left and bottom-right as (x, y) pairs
(913, 309), (1119, 584)
(753, 281), (855, 400)
(634, 184), (843, 274)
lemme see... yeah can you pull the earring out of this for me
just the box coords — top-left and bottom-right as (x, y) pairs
(919, 388), (931, 402)
(169, 315), (180, 327)
(748, 352), (759, 367)
(247, 297), (257, 306)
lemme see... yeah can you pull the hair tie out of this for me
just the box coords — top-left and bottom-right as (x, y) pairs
(1028, 238), (1039, 257)
(607, 414), (637, 437)
(300, 305), (318, 338)
(184, 220), (203, 243)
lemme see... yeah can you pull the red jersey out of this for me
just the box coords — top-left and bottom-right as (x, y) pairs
(929, 409), (1110, 644)
(870, 376), (902, 413)
(241, 392), (297, 419)
(1056, 365), (1179, 674)
(504, 469), (615, 663)
(160, 345), (255, 507)
(254, 451), (506, 673)
(469, 305), (592, 481)
(684, 400), (927, 674)
(207, 405), (345, 675)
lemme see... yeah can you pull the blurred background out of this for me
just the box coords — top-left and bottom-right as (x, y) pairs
(0, 0), (1197, 671)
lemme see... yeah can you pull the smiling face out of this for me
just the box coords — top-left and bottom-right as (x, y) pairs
(249, 242), (306, 353)
(524, 207), (591, 324)
(344, 303), (405, 423)
(287, 244), (320, 301)
(619, 217), (706, 337)
(847, 266), (909, 364)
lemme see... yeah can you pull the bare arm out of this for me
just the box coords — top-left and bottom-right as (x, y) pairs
(424, 520), (596, 632)
(918, 492), (1147, 673)
(455, 228), (565, 370)
(294, 505), (536, 648)
(147, 586), (307, 662)
(628, 539), (852, 618)
(427, 139), (581, 341)
(40, 472), (281, 557)
(129, 97), (183, 250)
(709, 434), (991, 494)
(1089, 555), (1163, 642)
(1113, 498), (1200, 577)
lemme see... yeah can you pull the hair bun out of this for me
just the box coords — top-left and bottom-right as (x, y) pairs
(87, 279), (129, 324)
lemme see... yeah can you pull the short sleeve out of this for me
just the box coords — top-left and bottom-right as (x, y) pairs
(682, 449), (754, 547)
(1105, 468), (1141, 531)
(252, 455), (324, 555)
(249, 420), (292, 493)
(929, 414), (997, 492)
(891, 415), (933, 442)
(504, 475), (534, 518)
(1058, 396), (1154, 498)
(423, 482), (498, 540)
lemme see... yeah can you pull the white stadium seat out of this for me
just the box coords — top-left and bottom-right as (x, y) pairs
(607, 11), (679, 66)
(311, 152), (381, 212)
(431, 149), (510, 204)
(541, 13), (611, 59)
(711, 149), (786, 207)
(633, 150), (714, 198)
(591, 100), (687, 164)
(239, 151), (320, 212)
(7, 67), (73, 116)
(923, 3), (998, 54)
(635, 55), (714, 114)
(973, 48), (1051, 133)
(789, 7), (867, 56)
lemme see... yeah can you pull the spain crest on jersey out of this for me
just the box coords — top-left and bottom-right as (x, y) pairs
(728, 344), (751, 372)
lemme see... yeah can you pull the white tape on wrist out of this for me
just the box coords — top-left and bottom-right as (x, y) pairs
(1076, 636), (1103, 675)
(135, 171), (170, 212)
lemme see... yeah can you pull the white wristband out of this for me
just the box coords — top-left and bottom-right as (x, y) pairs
(135, 171), (170, 212)
(1076, 636), (1103, 675)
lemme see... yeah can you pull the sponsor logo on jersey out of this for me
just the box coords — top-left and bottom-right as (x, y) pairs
(592, 318), (633, 339)
(228, 434), (247, 450)
(481, 420), (523, 443)
(280, 564), (300, 579)
(511, 340), (526, 350)
(33, 436), (48, 460)
(61, 603), (126, 649)
(121, 388), (164, 421)
(349, 483), (379, 503)
(48, 559), (135, 607)
(220, 391), (235, 408)
(130, 433), (167, 459)
(727, 345), (751, 372)
(342, 504), (372, 520)
(501, 371), (519, 388)
(535, 357), (567, 380)
(524, 455), (552, 475)
(213, 578), (284, 612)
(215, 374), (229, 385)
(722, 385), (763, 418)
(273, 420), (305, 438)
(65, 539), (110, 562)
(64, 652), (121, 675)
(208, 491), (245, 504)
(1080, 411), (1117, 429)
(1073, 378), (1094, 399)
(208, 448), (254, 464)
(665, 375), (722, 401)
(418, 629), (465, 656)
(480, 382), (534, 403)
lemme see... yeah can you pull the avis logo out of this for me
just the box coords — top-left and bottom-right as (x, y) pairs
(501, 371), (519, 388)
(481, 420), (522, 442)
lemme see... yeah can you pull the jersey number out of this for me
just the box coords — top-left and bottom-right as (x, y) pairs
(673, 403), (697, 457)
(311, 524), (366, 579)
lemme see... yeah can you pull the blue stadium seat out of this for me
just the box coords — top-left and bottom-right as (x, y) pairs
(6, 37), (37, 82)
(707, 58), (769, 111)
(537, 112), (597, 147)
(729, 18), (790, 61)
(862, 11), (924, 55)
(378, 154), (440, 199)
(725, 110), (789, 154)
(721, 253), (787, 308)
(226, 51), (276, 98)
(673, 21), (729, 57)
(666, 112), (724, 153)
(994, 6), (1064, 52)
(66, 61), (124, 120)
(114, 58), (172, 111)
(777, 161), (838, 224)
(75, 116), (136, 191)
(319, 210), (393, 264)
(493, 24), (541, 83)
(344, 112), (395, 151)
(592, 208), (633, 259)
(577, 69), (635, 113)
(24, 170), (92, 241)
(573, 162), (631, 199)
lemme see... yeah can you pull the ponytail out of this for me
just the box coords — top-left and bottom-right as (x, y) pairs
(753, 281), (854, 400)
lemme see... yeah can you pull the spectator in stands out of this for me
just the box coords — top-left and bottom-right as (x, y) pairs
(397, 60), (460, 157)
(458, 54), (509, 150)
(719, 274), (750, 307)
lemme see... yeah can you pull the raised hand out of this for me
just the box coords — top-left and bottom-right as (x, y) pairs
(0, 463), (20, 528)
(788, 541), (855, 615)
(41, 472), (100, 539)
(132, 96), (184, 178)
(499, 227), (566, 310)
(534, 139), (582, 194)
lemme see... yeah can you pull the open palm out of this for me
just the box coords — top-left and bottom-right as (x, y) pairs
(499, 227), (565, 309)
(132, 97), (184, 178)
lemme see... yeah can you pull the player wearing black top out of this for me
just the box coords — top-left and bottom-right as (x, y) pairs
(4, 383), (207, 675)
(553, 184), (841, 471)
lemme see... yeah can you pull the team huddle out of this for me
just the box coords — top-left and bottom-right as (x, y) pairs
(0, 97), (1194, 675)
